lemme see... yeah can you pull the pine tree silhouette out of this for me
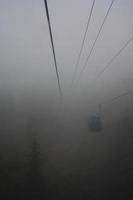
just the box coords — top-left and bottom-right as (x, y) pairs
(25, 117), (45, 200)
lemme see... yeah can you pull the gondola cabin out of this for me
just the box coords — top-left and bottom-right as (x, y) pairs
(88, 115), (102, 132)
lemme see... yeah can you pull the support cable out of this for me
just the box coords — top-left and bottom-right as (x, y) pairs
(72, 0), (96, 85)
(95, 35), (133, 81)
(44, 0), (63, 98)
(76, 0), (115, 84)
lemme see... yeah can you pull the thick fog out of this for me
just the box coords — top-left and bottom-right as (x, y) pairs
(0, 0), (133, 200)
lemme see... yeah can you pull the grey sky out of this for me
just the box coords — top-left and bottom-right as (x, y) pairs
(0, 0), (133, 101)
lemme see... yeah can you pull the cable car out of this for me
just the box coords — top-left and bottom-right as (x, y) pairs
(88, 115), (102, 132)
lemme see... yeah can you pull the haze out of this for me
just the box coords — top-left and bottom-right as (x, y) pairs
(0, 1), (133, 200)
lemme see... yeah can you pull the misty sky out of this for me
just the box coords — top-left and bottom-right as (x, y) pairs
(0, 0), (133, 102)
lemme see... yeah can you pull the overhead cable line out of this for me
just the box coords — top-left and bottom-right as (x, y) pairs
(43, 0), (63, 98)
(102, 89), (133, 105)
(87, 35), (133, 107)
(95, 89), (133, 115)
(76, 0), (115, 84)
(95, 35), (133, 81)
(71, 0), (96, 85)
(110, 89), (133, 103)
